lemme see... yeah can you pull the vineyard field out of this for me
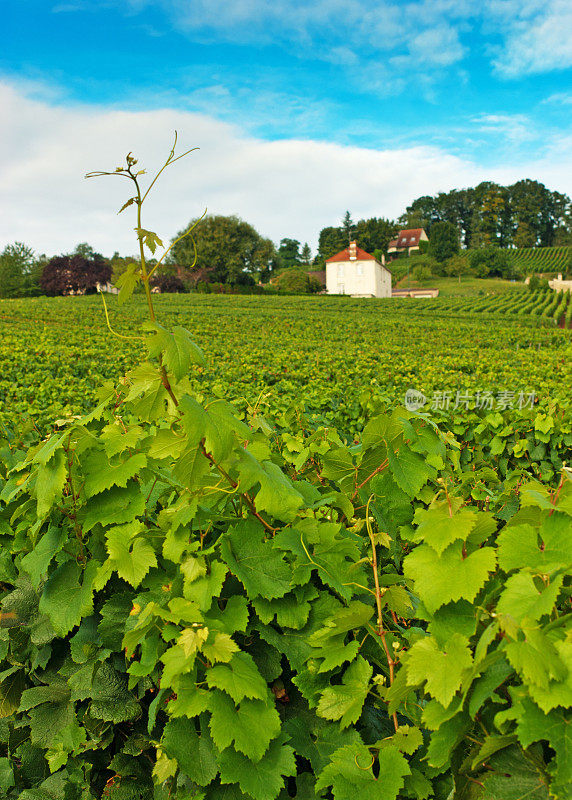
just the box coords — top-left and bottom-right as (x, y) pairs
(1, 290), (571, 800)
(508, 244), (572, 274)
(1, 292), (571, 433)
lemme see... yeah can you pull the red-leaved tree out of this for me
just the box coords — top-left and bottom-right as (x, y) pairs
(40, 254), (112, 296)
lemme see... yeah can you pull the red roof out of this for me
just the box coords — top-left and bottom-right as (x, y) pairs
(326, 244), (376, 263)
(394, 228), (425, 248)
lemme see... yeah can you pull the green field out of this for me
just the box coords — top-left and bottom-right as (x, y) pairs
(1, 290), (572, 799)
(508, 244), (572, 275)
(1, 292), (571, 432)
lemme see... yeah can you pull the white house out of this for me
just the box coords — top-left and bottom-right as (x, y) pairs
(325, 241), (392, 298)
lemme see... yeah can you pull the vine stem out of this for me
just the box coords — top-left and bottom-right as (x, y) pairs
(199, 439), (277, 534)
(365, 494), (398, 732)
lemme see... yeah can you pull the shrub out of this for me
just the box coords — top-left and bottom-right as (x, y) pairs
(412, 263), (432, 282)
(469, 246), (510, 278)
(150, 273), (187, 293)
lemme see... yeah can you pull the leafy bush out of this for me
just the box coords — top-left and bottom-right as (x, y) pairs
(469, 246), (510, 278)
(150, 272), (187, 293)
(412, 263), (432, 282)
(274, 268), (318, 293)
(528, 275), (550, 292)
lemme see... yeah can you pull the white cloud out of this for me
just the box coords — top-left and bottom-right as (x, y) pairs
(0, 80), (571, 259)
(471, 113), (536, 143)
(491, 0), (572, 76)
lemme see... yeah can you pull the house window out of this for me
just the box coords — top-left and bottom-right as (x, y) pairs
(357, 264), (363, 276)
(337, 264), (344, 277)
(400, 238), (407, 245)
(338, 284), (345, 294)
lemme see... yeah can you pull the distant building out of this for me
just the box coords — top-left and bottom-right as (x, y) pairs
(325, 241), (392, 298)
(392, 288), (439, 298)
(387, 228), (428, 257)
(549, 274), (572, 293)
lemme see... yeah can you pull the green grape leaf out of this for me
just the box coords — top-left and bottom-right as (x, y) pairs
(388, 443), (434, 498)
(105, 521), (157, 588)
(218, 734), (296, 800)
(126, 361), (170, 422)
(36, 449), (67, 517)
(253, 461), (305, 522)
(207, 651), (268, 702)
(497, 572), (563, 623)
(515, 700), (572, 792)
(406, 634), (473, 707)
(90, 662), (141, 723)
(480, 746), (550, 800)
(39, 561), (97, 636)
(80, 482), (146, 533)
(202, 633), (239, 663)
(21, 524), (66, 589)
(147, 323), (205, 379)
(403, 542), (496, 614)
(162, 717), (218, 786)
(221, 519), (291, 600)
(209, 691), (281, 762)
(135, 227), (163, 254)
(315, 742), (410, 800)
(82, 450), (147, 498)
(410, 504), (477, 555)
(115, 262), (140, 305)
(317, 656), (372, 729)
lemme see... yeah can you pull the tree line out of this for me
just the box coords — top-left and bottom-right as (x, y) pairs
(401, 179), (572, 249)
(1, 178), (571, 297)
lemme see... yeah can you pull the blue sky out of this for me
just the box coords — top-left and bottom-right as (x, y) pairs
(2, 1), (572, 255)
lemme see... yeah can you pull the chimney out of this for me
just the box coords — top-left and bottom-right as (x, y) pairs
(349, 240), (357, 260)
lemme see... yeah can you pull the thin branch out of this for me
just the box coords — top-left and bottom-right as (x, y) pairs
(147, 209), (207, 279)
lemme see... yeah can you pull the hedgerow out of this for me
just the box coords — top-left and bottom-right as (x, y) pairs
(0, 140), (570, 800)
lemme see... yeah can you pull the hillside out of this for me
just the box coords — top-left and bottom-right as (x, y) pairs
(507, 244), (572, 275)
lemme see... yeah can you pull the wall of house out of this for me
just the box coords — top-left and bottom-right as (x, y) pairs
(326, 260), (391, 297)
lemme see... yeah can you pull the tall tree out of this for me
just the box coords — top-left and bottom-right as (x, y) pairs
(300, 243), (312, 264)
(341, 211), (354, 242)
(168, 214), (276, 285)
(277, 238), (301, 269)
(429, 221), (460, 263)
(316, 226), (347, 266)
(355, 217), (399, 255)
(0, 242), (36, 298)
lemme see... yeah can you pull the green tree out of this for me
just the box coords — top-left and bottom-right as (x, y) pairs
(341, 210), (354, 242)
(277, 238), (301, 269)
(300, 242), (312, 264)
(316, 226), (347, 265)
(469, 246), (510, 278)
(445, 253), (470, 282)
(428, 221), (460, 263)
(0, 242), (36, 298)
(355, 217), (398, 255)
(168, 214), (276, 285)
(72, 242), (101, 260)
